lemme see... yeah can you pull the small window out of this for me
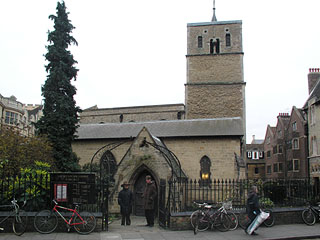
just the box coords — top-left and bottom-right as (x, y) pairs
(254, 167), (259, 174)
(247, 151), (252, 159)
(226, 33), (231, 47)
(273, 163), (278, 173)
(293, 159), (299, 171)
(278, 145), (283, 154)
(267, 151), (271, 158)
(267, 165), (272, 174)
(279, 163), (283, 172)
(198, 36), (203, 48)
(273, 146), (278, 154)
(252, 151), (259, 160)
(293, 139), (299, 149)
(292, 122), (297, 131)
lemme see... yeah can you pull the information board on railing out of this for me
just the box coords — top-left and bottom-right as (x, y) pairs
(50, 172), (96, 204)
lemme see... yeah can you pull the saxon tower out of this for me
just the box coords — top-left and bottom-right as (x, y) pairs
(185, 1), (246, 133)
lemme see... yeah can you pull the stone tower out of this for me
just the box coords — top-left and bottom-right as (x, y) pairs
(185, 3), (246, 133)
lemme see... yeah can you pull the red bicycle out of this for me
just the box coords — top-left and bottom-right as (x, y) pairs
(33, 199), (96, 234)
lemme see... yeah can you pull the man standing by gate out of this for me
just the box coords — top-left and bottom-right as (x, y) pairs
(143, 175), (157, 227)
(118, 181), (133, 226)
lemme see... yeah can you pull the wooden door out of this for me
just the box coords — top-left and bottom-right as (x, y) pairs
(134, 172), (148, 216)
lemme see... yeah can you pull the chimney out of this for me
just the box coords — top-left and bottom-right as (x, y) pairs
(308, 68), (320, 94)
(251, 135), (255, 144)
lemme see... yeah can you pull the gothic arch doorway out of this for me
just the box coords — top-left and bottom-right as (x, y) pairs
(132, 169), (158, 216)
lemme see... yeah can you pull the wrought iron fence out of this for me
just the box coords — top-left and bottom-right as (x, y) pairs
(0, 173), (105, 213)
(167, 178), (318, 213)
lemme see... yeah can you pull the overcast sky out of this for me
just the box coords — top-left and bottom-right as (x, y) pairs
(1, 0), (320, 142)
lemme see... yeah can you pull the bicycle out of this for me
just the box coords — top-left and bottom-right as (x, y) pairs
(0, 199), (28, 236)
(190, 201), (236, 234)
(238, 208), (274, 229)
(34, 199), (96, 234)
(301, 202), (320, 226)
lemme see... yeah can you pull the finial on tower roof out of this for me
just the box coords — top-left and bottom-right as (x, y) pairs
(211, 0), (217, 22)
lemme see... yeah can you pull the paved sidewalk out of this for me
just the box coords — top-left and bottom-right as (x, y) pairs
(1, 216), (320, 240)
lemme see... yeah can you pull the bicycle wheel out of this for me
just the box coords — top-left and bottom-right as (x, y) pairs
(73, 211), (96, 234)
(190, 210), (210, 232)
(34, 210), (58, 234)
(238, 212), (249, 229)
(214, 212), (231, 232)
(12, 210), (28, 236)
(263, 210), (275, 227)
(227, 212), (238, 230)
(302, 209), (316, 226)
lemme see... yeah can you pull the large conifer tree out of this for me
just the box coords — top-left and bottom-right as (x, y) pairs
(36, 1), (81, 171)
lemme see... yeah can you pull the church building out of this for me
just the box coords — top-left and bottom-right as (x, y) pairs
(72, 3), (246, 214)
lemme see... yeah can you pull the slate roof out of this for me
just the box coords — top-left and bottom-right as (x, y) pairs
(76, 117), (244, 140)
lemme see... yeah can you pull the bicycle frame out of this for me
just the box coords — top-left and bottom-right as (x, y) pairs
(0, 199), (25, 230)
(52, 202), (85, 227)
(309, 205), (320, 219)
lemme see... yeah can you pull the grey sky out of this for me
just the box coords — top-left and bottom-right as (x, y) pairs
(1, 0), (319, 142)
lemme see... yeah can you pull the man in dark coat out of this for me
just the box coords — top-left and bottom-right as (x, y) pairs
(245, 185), (261, 235)
(118, 181), (133, 226)
(143, 175), (157, 227)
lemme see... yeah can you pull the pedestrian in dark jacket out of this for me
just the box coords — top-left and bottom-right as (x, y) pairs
(245, 185), (261, 235)
(143, 175), (157, 227)
(118, 181), (133, 226)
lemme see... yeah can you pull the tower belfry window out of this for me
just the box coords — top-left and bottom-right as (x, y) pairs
(210, 39), (220, 54)
(197, 36), (203, 48)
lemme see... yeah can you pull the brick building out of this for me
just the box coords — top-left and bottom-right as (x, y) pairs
(264, 108), (308, 179)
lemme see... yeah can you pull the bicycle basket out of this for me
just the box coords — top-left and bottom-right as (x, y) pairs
(223, 201), (232, 210)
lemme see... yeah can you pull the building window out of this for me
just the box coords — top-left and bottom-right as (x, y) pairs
(259, 151), (264, 159)
(273, 146), (278, 154)
(267, 165), (272, 174)
(273, 163), (278, 173)
(200, 156), (211, 186)
(252, 151), (259, 160)
(278, 130), (282, 138)
(311, 136), (318, 156)
(226, 33), (231, 47)
(293, 159), (299, 171)
(292, 122), (297, 131)
(5, 111), (18, 125)
(101, 150), (117, 183)
(279, 163), (283, 172)
(247, 151), (252, 159)
(292, 138), (299, 149)
(267, 150), (271, 158)
(210, 39), (220, 54)
(197, 36), (203, 48)
(278, 145), (283, 154)
(254, 167), (259, 174)
(310, 105), (315, 125)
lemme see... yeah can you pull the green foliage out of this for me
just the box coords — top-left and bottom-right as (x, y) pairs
(82, 162), (100, 172)
(0, 161), (52, 210)
(260, 197), (274, 208)
(35, 1), (81, 172)
(0, 127), (54, 176)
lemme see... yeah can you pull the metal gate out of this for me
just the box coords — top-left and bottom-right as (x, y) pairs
(158, 178), (168, 227)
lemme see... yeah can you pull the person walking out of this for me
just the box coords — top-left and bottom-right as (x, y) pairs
(118, 181), (133, 226)
(143, 175), (157, 227)
(245, 185), (261, 235)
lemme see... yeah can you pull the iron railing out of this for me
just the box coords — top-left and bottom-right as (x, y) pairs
(167, 178), (318, 213)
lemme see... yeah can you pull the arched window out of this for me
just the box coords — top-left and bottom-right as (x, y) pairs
(226, 33), (231, 47)
(101, 150), (117, 182)
(200, 156), (211, 185)
(197, 36), (203, 48)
